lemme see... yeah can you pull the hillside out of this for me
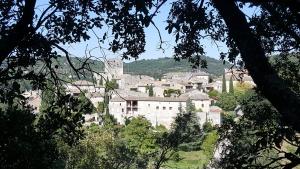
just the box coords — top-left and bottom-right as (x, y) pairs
(49, 56), (230, 80)
(124, 57), (231, 78)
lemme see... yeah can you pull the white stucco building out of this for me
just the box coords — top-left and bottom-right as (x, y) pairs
(197, 106), (223, 127)
(83, 113), (100, 126)
(65, 80), (104, 95)
(23, 90), (41, 113)
(162, 71), (210, 87)
(109, 96), (188, 129)
(88, 92), (104, 107)
(108, 85), (217, 129)
(180, 89), (211, 112)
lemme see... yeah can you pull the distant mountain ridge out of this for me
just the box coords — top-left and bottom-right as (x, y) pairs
(53, 56), (230, 80)
(124, 57), (231, 78)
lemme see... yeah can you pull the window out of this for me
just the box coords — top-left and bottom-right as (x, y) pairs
(202, 104), (204, 108)
(156, 106), (159, 110)
(120, 103), (121, 106)
(169, 107), (172, 110)
(148, 104), (150, 107)
(122, 108), (124, 112)
(163, 107), (166, 110)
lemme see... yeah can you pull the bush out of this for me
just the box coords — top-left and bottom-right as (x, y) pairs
(203, 121), (214, 133)
(178, 140), (203, 152)
(201, 130), (219, 162)
(208, 90), (220, 100)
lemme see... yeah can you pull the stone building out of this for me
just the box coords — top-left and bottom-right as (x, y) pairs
(104, 58), (123, 79)
(197, 106), (222, 127)
(109, 88), (214, 129)
(214, 68), (255, 93)
(180, 90), (211, 112)
(109, 96), (188, 129)
(64, 80), (104, 96)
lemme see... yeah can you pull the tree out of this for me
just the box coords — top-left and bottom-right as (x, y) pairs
(148, 84), (154, 97)
(229, 76), (234, 94)
(216, 93), (237, 111)
(77, 92), (95, 115)
(234, 82), (253, 102)
(202, 121), (214, 133)
(64, 125), (144, 169)
(99, 76), (104, 86)
(0, 81), (85, 169)
(164, 0), (300, 131)
(97, 102), (105, 114)
(208, 89), (220, 100)
(271, 53), (300, 94)
(216, 54), (300, 168)
(1, 1), (300, 167)
(153, 111), (203, 169)
(0, 99), (58, 169)
(1, 0), (299, 132)
(40, 82), (57, 112)
(121, 117), (157, 157)
(37, 95), (85, 147)
(163, 88), (181, 97)
(218, 90), (300, 168)
(105, 79), (119, 91)
(222, 73), (227, 93)
(186, 98), (196, 113)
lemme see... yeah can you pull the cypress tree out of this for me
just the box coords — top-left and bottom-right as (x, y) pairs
(222, 72), (227, 93)
(229, 76), (234, 94)
(148, 84), (154, 97)
(99, 76), (103, 85)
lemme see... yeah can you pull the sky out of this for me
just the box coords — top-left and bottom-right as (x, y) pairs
(63, 1), (227, 61)
(37, 1), (257, 62)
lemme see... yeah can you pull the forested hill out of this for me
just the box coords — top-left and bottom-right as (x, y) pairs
(124, 57), (231, 78)
(53, 56), (230, 80)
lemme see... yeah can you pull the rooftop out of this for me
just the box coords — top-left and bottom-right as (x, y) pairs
(112, 89), (149, 98)
(210, 106), (223, 113)
(71, 80), (95, 86)
(111, 96), (188, 102)
(180, 90), (210, 100)
(163, 71), (209, 79)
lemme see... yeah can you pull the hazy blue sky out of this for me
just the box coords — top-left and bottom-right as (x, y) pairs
(37, 1), (257, 62)
(63, 1), (227, 61)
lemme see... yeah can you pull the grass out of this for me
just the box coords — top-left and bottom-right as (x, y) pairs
(165, 150), (208, 169)
(164, 130), (219, 169)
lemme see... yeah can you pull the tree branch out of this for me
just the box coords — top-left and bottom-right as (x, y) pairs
(150, 0), (168, 21)
(0, 0), (37, 64)
(212, 0), (300, 131)
(52, 43), (81, 79)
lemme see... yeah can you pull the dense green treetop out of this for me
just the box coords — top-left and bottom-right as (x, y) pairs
(218, 90), (299, 168)
(121, 116), (157, 155)
(105, 79), (119, 91)
(216, 93), (237, 111)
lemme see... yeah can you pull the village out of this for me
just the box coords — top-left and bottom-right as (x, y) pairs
(24, 58), (255, 129)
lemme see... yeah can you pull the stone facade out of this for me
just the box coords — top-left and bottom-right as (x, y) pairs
(109, 97), (188, 129)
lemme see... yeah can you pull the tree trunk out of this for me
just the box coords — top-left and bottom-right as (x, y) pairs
(212, 0), (300, 131)
(0, 0), (36, 64)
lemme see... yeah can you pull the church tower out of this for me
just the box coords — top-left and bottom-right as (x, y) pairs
(104, 58), (123, 80)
